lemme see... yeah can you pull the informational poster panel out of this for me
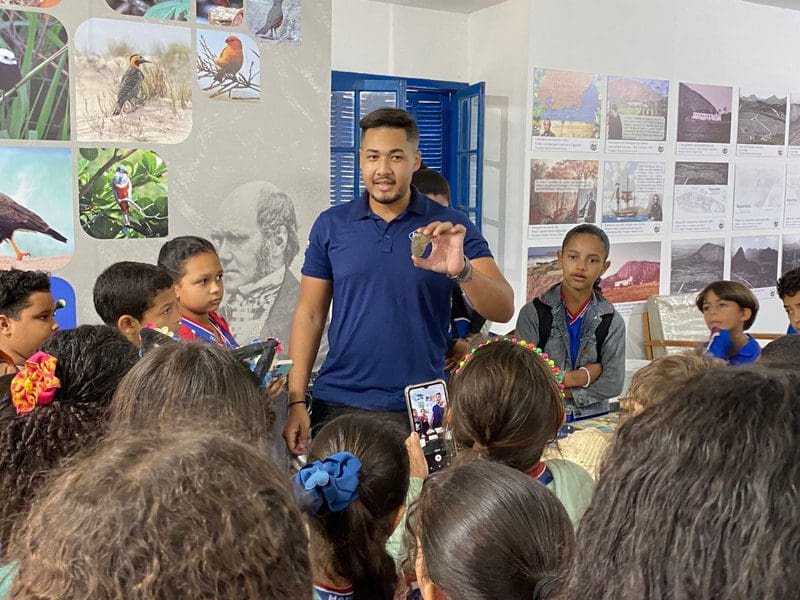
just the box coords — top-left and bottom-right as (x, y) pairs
(531, 68), (602, 153)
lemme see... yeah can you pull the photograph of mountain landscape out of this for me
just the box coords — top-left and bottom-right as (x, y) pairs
(600, 241), (661, 303)
(790, 94), (800, 147)
(783, 235), (800, 274)
(677, 83), (733, 144)
(526, 246), (561, 302)
(737, 90), (787, 146)
(730, 235), (779, 289)
(670, 239), (725, 294)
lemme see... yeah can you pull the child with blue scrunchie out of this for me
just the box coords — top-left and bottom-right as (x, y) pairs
(294, 414), (424, 600)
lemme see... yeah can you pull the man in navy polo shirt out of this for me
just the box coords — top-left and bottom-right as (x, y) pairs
(283, 108), (514, 455)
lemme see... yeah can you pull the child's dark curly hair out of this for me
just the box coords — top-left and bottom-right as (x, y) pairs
(0, 325), (138, 554)
(7, 427), (312, 599)
(777, 267), (800, 299)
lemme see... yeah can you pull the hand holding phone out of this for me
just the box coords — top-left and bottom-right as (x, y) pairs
(404, 379), (450, 473)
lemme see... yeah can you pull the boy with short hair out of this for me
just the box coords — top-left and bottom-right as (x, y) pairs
(696, 280), (760, 365)
(0, 269), (59, 373)
(93, 261), (180, 348)
(777, 266), (800, 334)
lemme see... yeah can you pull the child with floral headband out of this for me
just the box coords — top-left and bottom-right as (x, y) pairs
(449, 337), (594, 524)
(294, 414), (418, 600)
(0, 326), (138, 571)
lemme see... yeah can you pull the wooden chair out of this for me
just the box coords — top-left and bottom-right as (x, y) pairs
(642, 312), (781, 360)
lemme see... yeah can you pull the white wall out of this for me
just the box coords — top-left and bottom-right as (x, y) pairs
(331, 0), (469, 81)
(330, 0), (800, 353)
(524, 0), (800, 356)
(467, 0), (531, 332)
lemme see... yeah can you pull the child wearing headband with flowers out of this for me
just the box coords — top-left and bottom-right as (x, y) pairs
(449, 338), (594, 524)
(294, 414), (414, 600)
(0, 325), (138, 587)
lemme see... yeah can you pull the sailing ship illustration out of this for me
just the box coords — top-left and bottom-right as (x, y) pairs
(612, 174), (638, 218)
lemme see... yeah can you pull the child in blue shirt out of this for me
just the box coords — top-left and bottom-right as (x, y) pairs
(696, 280), (760, 365)
(777, 267), (800, 335)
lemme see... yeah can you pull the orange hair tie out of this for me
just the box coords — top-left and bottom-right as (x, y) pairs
(10, 351), (60, 415)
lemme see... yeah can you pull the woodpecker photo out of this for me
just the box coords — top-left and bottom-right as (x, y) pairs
(0, 191), (67, 261)
(112, 54), (150, 116)
(111, 165), (132, 228)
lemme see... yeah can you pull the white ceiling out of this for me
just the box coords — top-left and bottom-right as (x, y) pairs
(742, 0), (800, 9)
(368, 0), (508, 14)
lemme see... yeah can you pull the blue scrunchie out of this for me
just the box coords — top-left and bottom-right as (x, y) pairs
(293, 451), (362, 515)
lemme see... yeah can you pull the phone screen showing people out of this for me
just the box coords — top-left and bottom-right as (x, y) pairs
(404, 379), (450, 473)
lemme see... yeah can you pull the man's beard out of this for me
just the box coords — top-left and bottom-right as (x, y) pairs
(370, 185), (408, 205)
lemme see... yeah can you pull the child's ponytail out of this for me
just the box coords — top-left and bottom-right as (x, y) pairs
(296, 415), (409, 600)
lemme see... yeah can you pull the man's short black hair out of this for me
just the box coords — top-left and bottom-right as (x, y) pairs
(412, 168), (451, 204)
(94, 262), (173, 325)
(759, 334), (800, 368)
(0, 270), (50, 319)
(157, 236), (217, 281)
(777, 267), (800, 299)
(359, 108), (420, 144)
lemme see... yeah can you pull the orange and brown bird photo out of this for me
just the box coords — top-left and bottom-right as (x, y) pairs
(0, 147), (73, 271)
(196, 30), (259, 101)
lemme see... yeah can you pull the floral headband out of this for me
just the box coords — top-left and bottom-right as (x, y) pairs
(456, 337), (566, 398)
(10, 351), (61, 415)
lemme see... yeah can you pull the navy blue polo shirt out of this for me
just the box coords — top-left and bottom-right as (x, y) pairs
(302, 187), (493, 411)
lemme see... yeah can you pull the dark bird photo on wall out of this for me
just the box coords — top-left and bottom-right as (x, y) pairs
(247, 0), (300, 44)
(0, 10), (70, 140)
(0, 192), (67, 261)
(0, 146), (73, 270)
(0, 49), (21, 93)
(256, 0), (283, 38)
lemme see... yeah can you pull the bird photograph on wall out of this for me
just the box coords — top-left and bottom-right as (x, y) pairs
(0, 10), (70, 140)
(104, 0), (189, 21)
(0, 1), (62, 6)
(0, 146), (73, 271)
(247, 0), (301, 44)
(197, 0), (244, 27)
(196, 31), (259, 100)
(111, 54), (150, 116)
(73, 18), (193, 144)
(78, 147), (169, 240)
